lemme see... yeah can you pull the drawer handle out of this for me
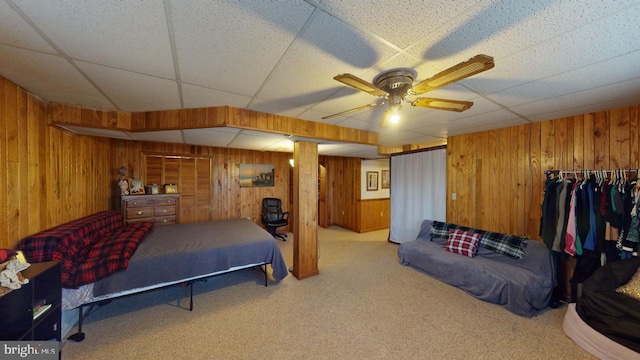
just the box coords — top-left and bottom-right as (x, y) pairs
(136, 211), (144, 215)
(162, 209), (168, 213)
(163, 219), (168, 223)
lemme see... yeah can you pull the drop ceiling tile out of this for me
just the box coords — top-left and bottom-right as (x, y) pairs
(526, 94), (640, 123)
(309, 88), (377, 116)
(293, 108), (344, 124)
(182, 83), (251, 109)
(182, 128), (239, 147)
(511, 76), (640, 118)
(471, 4), (640, 95)
(257, 10), (398, 107)
(486, 51), (640, 107)
(0, 44), (114, 109)
(319, 0), (483, 49)
(129, 130), (183, 144)
(227, 133), (287, 151)
(77, 61), (181, 112)
(0, 1), (56, 53)
(14, 0), (175, 78)
(171, 1), (314, 95)
(262, 139), (295, 153)
(407, 0), (639, 63)
(334, 118), (380, 132)
(247, 99), (310, 119)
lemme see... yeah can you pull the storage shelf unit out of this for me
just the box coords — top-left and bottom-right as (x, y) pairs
(0, 261), (62, 344)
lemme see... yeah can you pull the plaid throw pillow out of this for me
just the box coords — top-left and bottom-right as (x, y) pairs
(444, 229), (481, 258)
(430, 221), (451, 238)
(431, 221), (528, 259)
(479, 232), (528, 259)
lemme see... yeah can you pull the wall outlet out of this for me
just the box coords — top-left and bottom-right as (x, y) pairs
(341, 210), (345, 215)
(451, 193), (457, 200)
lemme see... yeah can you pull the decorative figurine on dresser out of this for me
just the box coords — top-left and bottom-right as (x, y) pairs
(114, 166), (180, 226)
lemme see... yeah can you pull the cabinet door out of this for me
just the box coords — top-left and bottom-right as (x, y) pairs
(143, 154), (212, 224)
(0, 284), (32, 339)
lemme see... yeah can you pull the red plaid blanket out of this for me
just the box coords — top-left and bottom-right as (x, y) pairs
(70, 222), (154, 288)
(17, 211), (154, 288)
(18, 211), (122, 264)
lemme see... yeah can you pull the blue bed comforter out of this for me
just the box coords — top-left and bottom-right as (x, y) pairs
(93, 218), (288, 296)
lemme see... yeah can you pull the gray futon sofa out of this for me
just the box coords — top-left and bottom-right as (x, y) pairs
(398, 220), (556, 317)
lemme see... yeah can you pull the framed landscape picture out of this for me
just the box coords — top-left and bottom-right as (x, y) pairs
(366, 171), (378, 191)
(240, 164), (275, 188)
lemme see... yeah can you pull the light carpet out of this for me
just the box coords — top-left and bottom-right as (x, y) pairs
(61, 226), (594, 359)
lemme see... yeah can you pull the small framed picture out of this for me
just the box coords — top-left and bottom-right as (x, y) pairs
(381, 169), (390, 189)
(130, 180), (145, 194)
(366, 171), (378, 191)
(164, 184), (177, 194)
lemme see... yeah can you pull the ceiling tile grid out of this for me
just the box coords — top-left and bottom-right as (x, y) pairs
(1, 0), (639, 158)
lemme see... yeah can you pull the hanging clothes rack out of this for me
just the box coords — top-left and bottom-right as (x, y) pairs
(545, 168), (639, 181)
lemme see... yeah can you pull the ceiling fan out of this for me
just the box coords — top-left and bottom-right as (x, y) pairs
(322, 54), (494, 127)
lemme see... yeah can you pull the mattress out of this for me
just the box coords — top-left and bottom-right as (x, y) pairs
(62, 218), (288, 310)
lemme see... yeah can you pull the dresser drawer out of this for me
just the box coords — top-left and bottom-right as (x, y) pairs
(154, 216), (176, 225)
(154, 206), (176, 217)
(126, 207), (153, 220)
(120, 194), (180, 226)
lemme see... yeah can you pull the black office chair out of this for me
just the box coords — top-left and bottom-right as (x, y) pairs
(261, 198), (289, 241)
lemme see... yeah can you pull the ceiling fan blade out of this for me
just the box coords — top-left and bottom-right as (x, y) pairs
(412, 54), (494, 94)
(334, 74), (388, 97)
(321, 102), (384, 120)
(411, 97), (473, 112)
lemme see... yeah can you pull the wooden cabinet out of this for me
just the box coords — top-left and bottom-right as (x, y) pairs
(120, 194), (180, 226)
(0, 261), (62, 345)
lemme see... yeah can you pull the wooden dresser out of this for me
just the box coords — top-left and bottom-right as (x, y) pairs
(120, 194), (179, 226)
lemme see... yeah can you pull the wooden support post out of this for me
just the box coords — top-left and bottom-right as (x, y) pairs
(292, 141), (319, 279)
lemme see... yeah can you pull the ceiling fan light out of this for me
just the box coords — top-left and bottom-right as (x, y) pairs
(388, 103), (401, 124)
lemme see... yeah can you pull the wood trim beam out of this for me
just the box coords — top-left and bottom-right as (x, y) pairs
(48, 103), (379, 147)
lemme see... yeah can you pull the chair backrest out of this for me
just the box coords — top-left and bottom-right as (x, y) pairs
(262, 198), (283, 221)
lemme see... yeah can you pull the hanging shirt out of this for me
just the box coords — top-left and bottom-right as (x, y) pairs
(565, 182), (579, 256)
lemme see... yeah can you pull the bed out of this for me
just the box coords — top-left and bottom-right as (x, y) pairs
(18, 214), (289, 341)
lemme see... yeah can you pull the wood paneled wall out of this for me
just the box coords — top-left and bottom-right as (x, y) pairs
(447, 105), (640, 239)
(320, 156), (361, 231)
(358, 199), (390, 233)
(1, 77), (115, 250)
(111, 139), (292, 229)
